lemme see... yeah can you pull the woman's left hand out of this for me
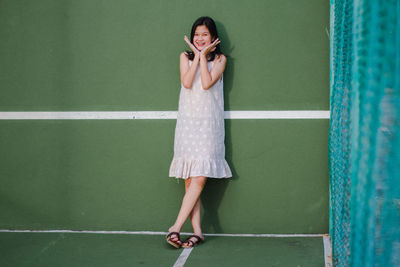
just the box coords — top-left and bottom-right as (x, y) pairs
(200, 38), (220, 57)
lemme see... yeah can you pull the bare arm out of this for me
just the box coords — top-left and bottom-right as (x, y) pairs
(180, 36), (201, 89)
(199, 54), (226, 90)
(180, 52), (200, 89)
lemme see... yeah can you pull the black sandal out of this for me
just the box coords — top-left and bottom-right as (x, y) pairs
(182, 234), (204, 248)
(166, 232), (182, 248)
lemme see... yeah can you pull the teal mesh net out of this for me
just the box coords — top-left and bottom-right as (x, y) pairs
(329, 0), (400, 266)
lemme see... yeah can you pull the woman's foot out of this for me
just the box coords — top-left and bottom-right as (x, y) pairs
(181, 234), (204, 248)
(166, 226), (182, 248)
(166, 232), (182, 248)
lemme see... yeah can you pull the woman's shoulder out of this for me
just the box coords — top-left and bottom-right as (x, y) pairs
(215, 54), (226, 62)
(180, 52), (192, 63)
(181, 51), (193, 59)
(180, 52), (190, 64)
(214, 54), (226, 65)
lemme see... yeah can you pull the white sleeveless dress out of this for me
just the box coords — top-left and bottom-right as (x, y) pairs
(169, 59), (232, 179)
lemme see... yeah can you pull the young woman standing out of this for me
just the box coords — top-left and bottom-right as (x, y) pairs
(167, 16), (232, 248)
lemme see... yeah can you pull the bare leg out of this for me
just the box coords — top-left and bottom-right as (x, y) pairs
(168, 176), (207, 236)
(185, 178), (204, 238)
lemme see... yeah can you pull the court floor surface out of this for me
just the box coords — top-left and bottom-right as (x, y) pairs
(0, 230), (332, 266)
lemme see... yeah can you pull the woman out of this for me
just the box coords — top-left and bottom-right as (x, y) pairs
(167, 16), (232, 248)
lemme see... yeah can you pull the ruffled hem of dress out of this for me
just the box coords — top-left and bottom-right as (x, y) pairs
(169, 158), (232, 179)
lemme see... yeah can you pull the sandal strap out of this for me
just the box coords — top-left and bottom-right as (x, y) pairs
(184, 239), (194, 247)
(167, 232), (180, 239)
(189, 235), (203, 242)
(183, 235), (203, 246)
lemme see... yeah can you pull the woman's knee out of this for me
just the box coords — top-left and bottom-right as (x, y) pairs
(185, 178), (192, 191)
(190, 176), (207, 188)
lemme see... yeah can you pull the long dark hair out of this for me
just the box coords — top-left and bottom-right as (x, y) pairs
(186, 16), (223, 61)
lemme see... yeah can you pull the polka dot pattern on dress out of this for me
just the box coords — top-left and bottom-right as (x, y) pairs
(169, 60), (232, 179)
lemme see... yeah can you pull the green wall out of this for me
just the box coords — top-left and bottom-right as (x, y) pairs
(0, 0), (328, 111)
(0, 0), (329, 233)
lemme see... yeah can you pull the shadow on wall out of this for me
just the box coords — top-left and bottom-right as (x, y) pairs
(216, 20), (238, 180)
(200, 21), (238, 234)
(216, 20), (235, 110)
(201, 178), (230, 234)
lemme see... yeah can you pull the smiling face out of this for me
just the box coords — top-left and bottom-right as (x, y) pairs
(193, 25), (213, 51)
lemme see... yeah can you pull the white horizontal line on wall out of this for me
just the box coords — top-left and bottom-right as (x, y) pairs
(0, 111), (330, 120)
(225, 110), (330, 119)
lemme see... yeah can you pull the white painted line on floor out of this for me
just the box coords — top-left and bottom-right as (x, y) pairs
(203, 233), (325, 237)
(0, 110), (330, 120)
(0, 229), (326, 237)
(0, 229), (168, 235)
(323, 234), (333, 267)
(173, 248), (193, 267)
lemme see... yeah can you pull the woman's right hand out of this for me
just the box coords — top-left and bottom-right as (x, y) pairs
(184, 35), (200, 56)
